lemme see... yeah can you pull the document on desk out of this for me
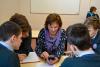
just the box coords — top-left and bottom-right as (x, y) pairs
(36, 63), (55, 67)
(22, 52), (40, 63)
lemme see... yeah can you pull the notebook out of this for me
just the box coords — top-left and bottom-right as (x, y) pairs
(22, 52), (40, 63)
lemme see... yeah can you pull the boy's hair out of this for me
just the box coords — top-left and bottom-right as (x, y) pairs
(84, 17), (100, 29)
(0, 21), (21, 41)
(67, 23), (92, 50)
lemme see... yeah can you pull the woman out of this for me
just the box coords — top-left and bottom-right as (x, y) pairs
(35, 13), (66, 65)
(86, 6), (99, 19)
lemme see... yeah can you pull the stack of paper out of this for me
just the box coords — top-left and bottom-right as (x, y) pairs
(22, 52), (40, 63)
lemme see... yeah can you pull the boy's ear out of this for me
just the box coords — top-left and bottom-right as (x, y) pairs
(10, 35), (17, 41)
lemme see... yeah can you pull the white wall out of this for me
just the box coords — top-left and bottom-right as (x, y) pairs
(0, 0), (100, 30)
(0, 0), (19, 24)
(30, 0), (80, 14)
(19, 0), (91, 30)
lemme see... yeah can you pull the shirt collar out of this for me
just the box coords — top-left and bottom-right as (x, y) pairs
(76, 49), (95, 57)
(0, 41), (13, 51)
(92, 30), (98, 39)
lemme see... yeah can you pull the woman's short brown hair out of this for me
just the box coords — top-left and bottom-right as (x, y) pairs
(90, 6), (97, 12)
(45, 13), (62, 29)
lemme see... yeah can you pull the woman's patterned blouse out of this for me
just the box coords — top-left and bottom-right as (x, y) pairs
(35, 28), (66, 58)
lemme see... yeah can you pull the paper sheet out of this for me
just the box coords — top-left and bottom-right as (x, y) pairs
(22, 52), (40, 63)
(36, 63), (55, 67)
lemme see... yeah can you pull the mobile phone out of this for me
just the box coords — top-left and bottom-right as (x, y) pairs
(48, 56), (55, 60)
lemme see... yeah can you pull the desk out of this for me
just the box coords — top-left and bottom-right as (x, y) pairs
(21, 56), (68, 67)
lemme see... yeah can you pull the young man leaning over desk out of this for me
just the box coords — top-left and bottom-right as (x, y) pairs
(0, 21), (22, 67)
(61, 23), (100, 67)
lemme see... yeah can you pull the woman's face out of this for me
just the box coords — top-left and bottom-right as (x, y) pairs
(88, 26), (97, 38)
(48, 22), (60, 36)
(93, 8), (97, 13)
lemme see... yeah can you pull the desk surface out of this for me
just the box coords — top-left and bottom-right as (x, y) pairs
(32, 30), (39, 38)
(21, 56), (68, 67)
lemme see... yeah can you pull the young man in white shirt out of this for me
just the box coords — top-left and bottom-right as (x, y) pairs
(0, 21), (22, 67)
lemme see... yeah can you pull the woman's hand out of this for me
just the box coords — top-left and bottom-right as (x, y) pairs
(40, 51), (49, 60)
(47, 56), (59, 65)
